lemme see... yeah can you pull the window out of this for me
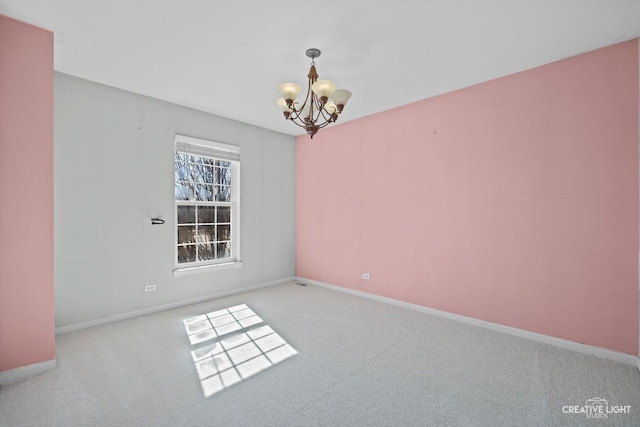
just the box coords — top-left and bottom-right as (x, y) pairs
(175, 135), (240, 270)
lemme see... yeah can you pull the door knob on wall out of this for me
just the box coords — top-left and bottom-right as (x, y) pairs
(151, 218), (165, 225)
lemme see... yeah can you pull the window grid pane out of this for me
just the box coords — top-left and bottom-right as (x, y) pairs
(176, 150), (234, 265)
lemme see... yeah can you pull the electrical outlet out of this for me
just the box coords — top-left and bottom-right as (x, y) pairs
(362, 273), (370, 280)
(144, 284), (157, 292)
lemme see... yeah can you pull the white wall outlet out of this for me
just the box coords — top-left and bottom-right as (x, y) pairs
(362, 273), (370, 280)
(144, 284), (157, 292)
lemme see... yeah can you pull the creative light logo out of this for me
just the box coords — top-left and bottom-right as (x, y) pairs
(562, 397), (631, 419)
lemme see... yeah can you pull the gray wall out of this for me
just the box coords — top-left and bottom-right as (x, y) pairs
(54, 73), (296, 327)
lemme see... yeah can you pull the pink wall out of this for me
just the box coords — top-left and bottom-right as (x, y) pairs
(0, 15), (55, 371)
(297, 40), (639, 355)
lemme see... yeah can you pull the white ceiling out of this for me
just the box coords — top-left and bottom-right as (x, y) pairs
(2, 0), (640, 136)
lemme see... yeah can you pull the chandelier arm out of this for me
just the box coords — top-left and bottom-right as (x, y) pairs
(286, 118), (308, 128)
(290, 80), (314, 117)
(314, 108), (338, 127)
(315, 107), (334, 122)
(309, 92), (317, 121)
(310, 114), (330, 127)
(306, 77), (314, 103)
(304, 65), (320, 117)
(288, 106), (304, 119)
(289, 101), (303, 114)
(288, 102), (309, 124)
(287, 109), (308, 125)
(310, 97), (326, 119)
(317, 120), (335, 129)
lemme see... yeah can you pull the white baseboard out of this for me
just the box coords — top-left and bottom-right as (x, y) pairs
(55, 277), (295, 335)
(295, 277), (640, 367)
(0, 359), (57, 386)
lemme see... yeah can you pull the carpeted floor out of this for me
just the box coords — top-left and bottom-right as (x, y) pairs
(0, 282), (638, 426)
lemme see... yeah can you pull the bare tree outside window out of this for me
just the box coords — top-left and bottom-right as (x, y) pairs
(176, 152), (234, 265)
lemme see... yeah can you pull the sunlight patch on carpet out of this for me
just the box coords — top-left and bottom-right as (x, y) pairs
(183, 304), (297, 397)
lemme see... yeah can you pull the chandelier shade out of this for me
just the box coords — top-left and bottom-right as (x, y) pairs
(311, 80), (336, 100)
(329, 89), (352, 110)
(323, 100), (338, 114)
(276, 97), (292, 112)
(276, 48), (351, 138)
(277, 83), (302, 103)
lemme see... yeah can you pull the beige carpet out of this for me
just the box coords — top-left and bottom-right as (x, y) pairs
(0, 282), (638, 426)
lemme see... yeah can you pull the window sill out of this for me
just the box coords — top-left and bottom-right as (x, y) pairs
(173, 261), (242, 277)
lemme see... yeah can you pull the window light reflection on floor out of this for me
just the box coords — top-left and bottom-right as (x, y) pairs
(183, 304), (297, 397)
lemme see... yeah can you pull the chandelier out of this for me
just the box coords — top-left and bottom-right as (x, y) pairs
(276, 48), (352, 138)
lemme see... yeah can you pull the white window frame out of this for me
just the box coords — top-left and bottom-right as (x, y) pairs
(174, 134), (241, 274)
